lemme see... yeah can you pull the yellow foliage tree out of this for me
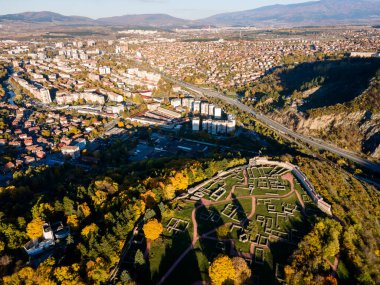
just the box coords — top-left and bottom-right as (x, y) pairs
(81, 223), (98, 237)
(141, 190), (157, 208)
(67, 215), (79, 230)
(132, 201), (146, 220)
(78, 202), (91, 218)
(3, 258), (59, 285)
(163, 184), (175, 200)
(232, 257), (251, 284)
(169, 171), (189, 191)
(92, 190), (108, 205)
(86, 258), (108, 284)
(143, 219), (163, 241)
(54, 266), (75, 283)
(323, 275), (338, 285)
(208, 255), (235, 285)
(32, 202), (54, 219)
(26, 218), (45, 239)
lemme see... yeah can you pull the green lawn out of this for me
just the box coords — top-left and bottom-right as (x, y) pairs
(149, 237), (171, 278)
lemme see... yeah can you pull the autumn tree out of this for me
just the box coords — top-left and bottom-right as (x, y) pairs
(81, 223), (98, 238)
(3, 258), (57, 285)
(54, 264), (84, 284)
(143, 219), (163, 241)
(67, 215), (79, 230)
(26, 218), (45, 239)
(86, 258), (109, 284)
(31, 202), (54, 219)
(209, 255), (235, 285)
(232, 257), (251, 284)
(78, 202), (91, 218)
(320, 275), (338, 285)
(141, 190), (157, 208)
(285, 219), (342, 284)
(163, 184), (175, 200)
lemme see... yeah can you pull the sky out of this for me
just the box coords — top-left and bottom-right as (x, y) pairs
(0, 0), (310, 19)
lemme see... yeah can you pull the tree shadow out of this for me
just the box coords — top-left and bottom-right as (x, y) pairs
(231, 193), (248, 226)
(195, 200), (230, 262)
(151, 229), (200, 285)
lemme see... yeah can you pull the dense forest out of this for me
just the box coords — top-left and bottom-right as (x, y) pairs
(0, 145), (246, 284)
(286, 155), (380, 284)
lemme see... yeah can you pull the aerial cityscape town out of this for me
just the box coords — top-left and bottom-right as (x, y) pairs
(0, 0), (379, 285)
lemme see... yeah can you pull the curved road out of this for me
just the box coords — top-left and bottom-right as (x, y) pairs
(165, 77), (380, 174)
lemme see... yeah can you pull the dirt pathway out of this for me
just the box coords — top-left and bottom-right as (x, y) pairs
(243, 168), (249, 186)
(282, 172), (305, 212)
(144, 239), (151, 258)
(333, 254), (340, 271)
(247, 197), (256, 220)
(191, 207), (200, 245)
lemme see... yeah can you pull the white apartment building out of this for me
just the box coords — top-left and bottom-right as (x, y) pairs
(56, 93), (105, 105)
(107, 92), (123, 102)
(192, 118), (201, 131)
(193, 100), (201, 113)
(170, 98), (182, 108)
(214, 107), (222, 119)
(99, 66), (111, 75)
(105, 104), (125, 114)
(200, 102), (209, 116)
(61, 145), (80, 159)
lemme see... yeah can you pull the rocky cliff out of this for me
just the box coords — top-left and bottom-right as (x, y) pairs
(272, 109), (380, 160)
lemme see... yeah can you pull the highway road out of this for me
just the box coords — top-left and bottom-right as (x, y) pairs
(166, 77), (380, 174)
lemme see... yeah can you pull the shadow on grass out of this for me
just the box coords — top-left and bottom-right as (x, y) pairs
(231, 193), (248, 226)
(195, 200), (232, 262)
(151, 229), (200, 285)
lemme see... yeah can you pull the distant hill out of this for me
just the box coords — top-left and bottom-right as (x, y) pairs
(203, 0), (380, 26)
(97, 14), (192, 27)
(0, 11), (94, 24)
(1, 0), (380, 27)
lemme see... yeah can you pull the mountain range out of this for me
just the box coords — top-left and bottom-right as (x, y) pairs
(1, 0), (380, 27)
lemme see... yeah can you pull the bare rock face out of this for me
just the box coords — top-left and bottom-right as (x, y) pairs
(373, 145), (380, 159)
(272, 110), (380, 160)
